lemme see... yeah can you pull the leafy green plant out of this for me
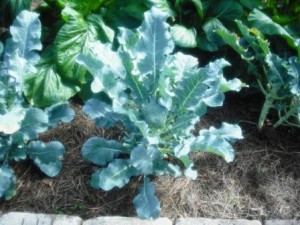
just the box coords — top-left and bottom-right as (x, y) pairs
(0, 0), (31, 27)
(217, 15), (300, 128)
(0, 10), (75, 199)
(24, 0), (154, 107)
(78, 8), (244, 219)
(147, 0), (245, 51)
(147, 0), (300, 62)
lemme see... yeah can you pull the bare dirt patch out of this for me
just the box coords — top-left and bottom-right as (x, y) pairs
(0, 93), (299, 220)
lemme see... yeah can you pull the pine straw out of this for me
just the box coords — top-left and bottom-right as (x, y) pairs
(0, 94), (299, 220)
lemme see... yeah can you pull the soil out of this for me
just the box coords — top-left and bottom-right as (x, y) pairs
(0, 92), (299, 221)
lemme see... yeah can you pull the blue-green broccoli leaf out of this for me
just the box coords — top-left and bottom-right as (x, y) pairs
(82, 137), (127, 166)
(27, 141), (65, 177)
(45, 102), (75, 127)
(77, 42), (126, 99)
(83, 98), (136, 131)
(119, 51), (148, 104)
(153, 161), (182, 177)
(0, 138), (8, 161)
(180, 155), (197, 180)
(18, 108), (48, 140)
(191, 123), (243, 162)
(7, 136), (26, 161)
(4, 10), (41, 62)
(2, 10), (42, 95)
(133, 177), (160, 220)
(173, 58), (243, 113)
(130, 146), (162, 175)
(135, 7), (174, 89)
(287, 57), (300, 97)
(118, 27), (139, 57)
(0, 106), (26, 135)
(173, 68), (207, 113)
(90, 159), (137, 191)
(265, 53), (290, 97)
(0, 42), (3, 55)
(0, 165), (16, 200)
(141, 100), (168, 129)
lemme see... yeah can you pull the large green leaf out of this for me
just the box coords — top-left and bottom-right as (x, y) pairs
(236, 20), (270, 58)
(24, 57), (79, 107)
(56, 0), (105, 14)
(0, 0), (31, 23)
(82, 137), (127, 166)
(199, 18), (226, 51)
(216, 28), (252, 60)
(145, 0), (176, 16)
(170, 24), (197, 48)
(56, 8), (113, 84)
(248, 9), (296, 48)
(216, 20), (270, 61)
(133, 177), (160, 220)
(90, 159), (137, 191)
(238, 0), (262, 9)
(208, 0), (243, 22)
(27, 141), (65, 177)
(191, 0), (204, 19)
(135, 8), (174, 88)
(0, 165), (16, 200)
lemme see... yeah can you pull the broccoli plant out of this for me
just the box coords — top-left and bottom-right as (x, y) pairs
(217, 15), (300, 128)
(0, 11), (75, 200)
(77, 8), (244, 219)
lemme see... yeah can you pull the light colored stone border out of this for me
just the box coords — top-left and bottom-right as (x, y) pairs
(265, 220), (300, 225)
(0, 213), (299, 225)
(0, 212), (82, 225)
(176, 218), (262, 225)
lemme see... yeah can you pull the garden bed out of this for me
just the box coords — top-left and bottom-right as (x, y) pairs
(1, 93), (299, 220)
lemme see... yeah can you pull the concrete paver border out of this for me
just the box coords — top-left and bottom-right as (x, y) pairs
(0, 212), (299, 225)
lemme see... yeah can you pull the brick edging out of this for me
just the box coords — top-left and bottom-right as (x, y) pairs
(0, 212), (299, 225)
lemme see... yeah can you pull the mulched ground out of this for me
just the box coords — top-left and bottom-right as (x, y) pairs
(0, 92), (299, 220)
